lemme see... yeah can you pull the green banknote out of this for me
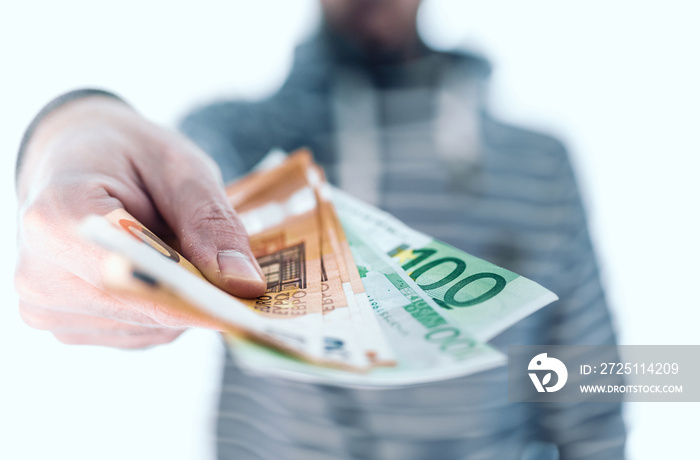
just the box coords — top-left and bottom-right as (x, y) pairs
(225, 225), (505, 387)
(332, 188), (558, 342)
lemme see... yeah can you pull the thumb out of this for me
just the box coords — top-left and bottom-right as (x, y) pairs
(136, 137), (267, 299)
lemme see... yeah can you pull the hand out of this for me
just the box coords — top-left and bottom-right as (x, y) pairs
(15, 95), (267, 348)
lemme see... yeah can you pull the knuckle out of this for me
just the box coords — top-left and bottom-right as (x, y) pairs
(144, 328), (183, 345)
(53, 333), (78, 345)
(53, 333), (94, 346)
(18, 304), (54, 331)
(198, 154), (224, 181)
(20, 184), (71, 229)
(18, 200), (61, 259)
(13, 266), (31, 299)
(19, 198), (53, 237)
(153, 330), (183, 345)
(18, 184), (97, 253)
(14, 263), (45, 305)
(157, 142), (186, 167)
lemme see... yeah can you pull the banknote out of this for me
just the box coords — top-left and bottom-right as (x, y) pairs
(344, 225), (506, 379)
(332, 188), (558, 341)
(226, 151), (323, 323)
(224, 222), (504, 387)
(312, 169), (372, 369)
(225, 151), (366, 369)
(228, 155), (391, 369)
(316, 177), (396, 366)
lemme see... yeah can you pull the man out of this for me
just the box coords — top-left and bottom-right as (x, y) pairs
(15, 0), (625, 458)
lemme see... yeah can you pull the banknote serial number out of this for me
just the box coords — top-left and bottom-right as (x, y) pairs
(580, 363), (679, 375)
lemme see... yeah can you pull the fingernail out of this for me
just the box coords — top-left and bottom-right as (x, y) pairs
(217, 250), (264, 283)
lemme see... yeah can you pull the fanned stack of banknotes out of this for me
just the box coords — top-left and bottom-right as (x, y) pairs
(83, 150), (557, 388)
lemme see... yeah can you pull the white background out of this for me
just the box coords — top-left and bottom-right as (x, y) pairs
(1, 1), (698, 459)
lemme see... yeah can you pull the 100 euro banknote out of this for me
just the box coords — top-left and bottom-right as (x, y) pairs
(332, 188), (558, 342)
